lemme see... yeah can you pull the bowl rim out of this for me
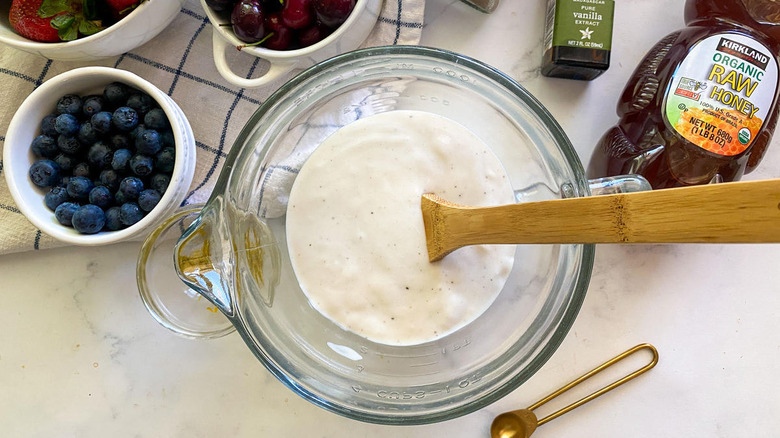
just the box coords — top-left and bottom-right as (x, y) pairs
(3, 66), (193, 246)
(0, 1), (152, 49)
(206, 45), (595, 425)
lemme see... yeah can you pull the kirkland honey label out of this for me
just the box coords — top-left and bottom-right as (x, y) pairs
(664, 34), (778, 156)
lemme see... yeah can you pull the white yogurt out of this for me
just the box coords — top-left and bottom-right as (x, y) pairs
(286, 110), (516, 346)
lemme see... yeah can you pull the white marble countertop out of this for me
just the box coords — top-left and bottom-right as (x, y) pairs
(2, 0), (779, 436)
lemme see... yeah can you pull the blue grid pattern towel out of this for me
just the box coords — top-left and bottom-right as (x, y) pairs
(0, 0), (424, 255)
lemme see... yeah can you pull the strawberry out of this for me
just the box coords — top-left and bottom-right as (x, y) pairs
(9, 0), (62, 42)
(9, 0), (105, 42)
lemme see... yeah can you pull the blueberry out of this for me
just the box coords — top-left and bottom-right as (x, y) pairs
(82, 95), (104, 118)
(41, 114), (58, 136)
(54, 114), (80, 136)
(143, 108), (169, 130)
(109, 133), (130, 150)
(77, 122), (99, 145)
(91, 111), (113, 134)
(57, 135), (81, 155)
(59, 175), (71, 188)
(104, 206), (122, 231)
(53, 153), (76, 172)
(160, 130), (175, 148)
(67, 176), (94, 200)
(56, 94), (82, 116)
(126, 93), (154, 117)
(72, 205), (106, 234)
(155, 147), (176, 173)
(104, 82), (130, 108)
(88, 186), (113, 209)
(135, 129), (161, 155)
(138, 189), (161, 212)
(112, 107), (139, 131)
(130, 124), (146, 140)
(117, 176), (144, 201)
(129, 154), (153, 176)
(111, 148), (132, 171)
(54, 202), (80, 227)
(31, 135), (58, 158)
(99, 169), (121, 192)
(119, 202), (144, 226)
(44, 186), (70, 211)
(29, 159), (61, 187)
(149, 173), (170, 194)
(87, 142), (113, 169)
(72, 162), (91, 178)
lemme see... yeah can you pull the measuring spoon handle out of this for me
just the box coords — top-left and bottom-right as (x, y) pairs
(490, 344), (658, 438)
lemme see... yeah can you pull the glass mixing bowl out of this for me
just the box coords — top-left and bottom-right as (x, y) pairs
(137, 46), (647, 424)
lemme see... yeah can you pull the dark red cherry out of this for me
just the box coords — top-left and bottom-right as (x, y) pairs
(282, 0), (315, 30)
(312, 0), (355, 29)
(263, 12), (294, 50)
(296, 22), (331, 47)
(261, 0), (283, 13)
(232, 0), (266, 43)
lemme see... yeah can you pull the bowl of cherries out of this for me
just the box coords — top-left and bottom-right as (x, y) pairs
(202, 0), (382, 88)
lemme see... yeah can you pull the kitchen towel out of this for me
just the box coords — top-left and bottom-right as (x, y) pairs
(0, 0), (424, 255)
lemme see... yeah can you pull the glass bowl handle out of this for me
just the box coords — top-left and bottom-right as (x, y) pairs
(588, 175), (652, 196)
(136, 204), (235, 339)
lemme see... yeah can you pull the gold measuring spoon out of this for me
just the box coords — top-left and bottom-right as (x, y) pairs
(491, 343), (658, 438)
(421, 178), (780, 262)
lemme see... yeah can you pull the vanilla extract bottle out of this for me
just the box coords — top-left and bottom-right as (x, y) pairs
(542, 0), (615, 80)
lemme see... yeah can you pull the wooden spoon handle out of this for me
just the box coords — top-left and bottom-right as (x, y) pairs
(423, 179), (780, 261)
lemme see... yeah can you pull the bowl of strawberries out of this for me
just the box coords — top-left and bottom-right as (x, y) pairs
(202, 0), (382, 88)
(0, 0), (186, 61)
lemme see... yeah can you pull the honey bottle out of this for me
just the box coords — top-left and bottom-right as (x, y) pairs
(587, 0), (780, 188)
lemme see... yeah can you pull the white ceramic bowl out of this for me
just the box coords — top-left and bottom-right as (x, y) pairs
(202, 0), (382, 88)
(0, 0), (186, 61)
(3, 67), (196, 246)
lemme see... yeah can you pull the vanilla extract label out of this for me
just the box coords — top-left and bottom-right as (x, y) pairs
(664, 33), (778, 156)
(547, 0), (614, 51)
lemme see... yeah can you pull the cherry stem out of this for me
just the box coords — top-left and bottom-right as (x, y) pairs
(236, 32), (275, 51)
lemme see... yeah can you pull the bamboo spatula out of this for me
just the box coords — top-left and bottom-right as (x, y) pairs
(421, 179), (780, 262)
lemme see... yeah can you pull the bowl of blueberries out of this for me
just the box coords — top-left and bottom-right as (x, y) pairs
(3, 66), (196, 245)
(202, 0), (382, 88)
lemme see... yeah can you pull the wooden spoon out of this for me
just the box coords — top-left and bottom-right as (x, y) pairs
(421, 179), (780, 262)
